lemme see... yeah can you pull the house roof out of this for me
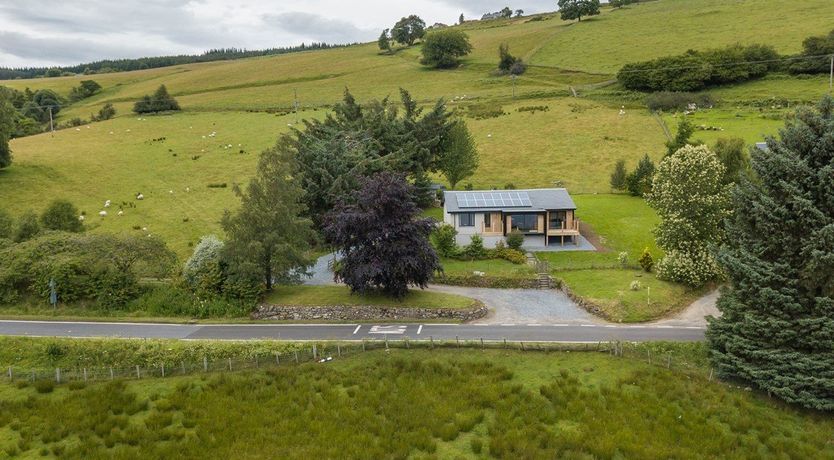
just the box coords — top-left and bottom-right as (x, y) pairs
(444, 188), (576, 213)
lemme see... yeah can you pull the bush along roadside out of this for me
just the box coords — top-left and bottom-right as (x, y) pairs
(432, 273), (539, 289)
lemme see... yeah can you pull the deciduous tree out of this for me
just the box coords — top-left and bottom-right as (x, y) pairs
(222, 146), (315, 292)
(647, 145), (731, 286)
(707, 96), (834, 410)
(420, 29), (472, 69)
(324, 172), (440, 298)
(391, 15), (426, 46)
(558, 0), (600, 22)
(377, 29), (391, 53)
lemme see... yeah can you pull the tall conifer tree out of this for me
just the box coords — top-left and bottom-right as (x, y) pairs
(707, 96), (834, 410)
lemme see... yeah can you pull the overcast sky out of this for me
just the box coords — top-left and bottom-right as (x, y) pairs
(0, 1), (556, 68)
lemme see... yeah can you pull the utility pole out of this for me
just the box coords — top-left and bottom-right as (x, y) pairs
(293, 88), (299, 123)
(48, 106), (54, 132)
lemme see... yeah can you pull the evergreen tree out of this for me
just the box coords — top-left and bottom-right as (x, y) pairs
(221, 146), (315, 292)
(625, 154), (655, 197)
(647, 145), (731, 286)
(707, 96), (834, 411)
(437, 120), (479, 189)
(459, 13), (465, 24)
(609, 159), (627, 191)
(377, 29), (391, 53)
(324, 172), (440, 298)
(133, 84), (180, 114)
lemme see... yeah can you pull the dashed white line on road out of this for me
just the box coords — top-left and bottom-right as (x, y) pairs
(352, 325), (361, 335)
(417, 325), (423, 335)
(580, 324), (596, 327)
(552, 324), (569, 327)
(501, 324), (516, 326)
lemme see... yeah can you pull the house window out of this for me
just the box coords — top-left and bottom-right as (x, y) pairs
(549, 211), (566, 229)
(510, 214), (538, 232)
(459, 213), (475, 227)
(484, 213), (491, 228)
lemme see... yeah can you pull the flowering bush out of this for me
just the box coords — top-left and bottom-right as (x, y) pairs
(617, 251), (629, 268)
(629, 280), (642, 291)
(656, 246), (723, 286)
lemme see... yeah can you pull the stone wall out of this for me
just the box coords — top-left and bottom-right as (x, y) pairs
(252, 302), (488, 322)
(559, 284), (611, 321)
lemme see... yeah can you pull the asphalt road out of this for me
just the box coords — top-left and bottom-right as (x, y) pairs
(0, 320), (706, 342)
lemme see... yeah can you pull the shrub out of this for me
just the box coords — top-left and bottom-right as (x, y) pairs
(656, 247), (723, 287)
(618, 44), (779, 92)
(133, 84), (180, 114)
(34, 380), (54, 394)
(498, 43), (526, 75)
(13, 210), (40, 242)
(463, 234), (487, 260)
(617, 251), (629, 268)
(506, 230), (524, 251)
(626, 154), (655, 197)
(432, 224), (458, 258)
(646, 91), (715, 112)
(183, 235), (225, 293)
(92, 103), (116, 121)
(497, 248), (527, 265)
(0, 209), (12, 239)
(629, 280), (642, 291)
(40, 199), (84, 233)
(638, 248), (654, 272)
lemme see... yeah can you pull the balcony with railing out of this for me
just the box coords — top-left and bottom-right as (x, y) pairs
(547, 219), (580, 235)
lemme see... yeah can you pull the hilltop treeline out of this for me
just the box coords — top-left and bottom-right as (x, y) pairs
(0, 43), (352, 80)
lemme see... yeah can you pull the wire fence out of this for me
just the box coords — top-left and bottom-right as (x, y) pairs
(1, 339), (716, 386)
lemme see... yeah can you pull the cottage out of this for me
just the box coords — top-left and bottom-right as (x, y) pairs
(443, 188), (581, 249)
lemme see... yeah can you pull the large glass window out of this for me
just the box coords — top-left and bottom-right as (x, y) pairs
(549, 211), (566, 229)
(459, 213), (475, 227)
(484, 213), (492, 228)
(510, 214), (538, 232)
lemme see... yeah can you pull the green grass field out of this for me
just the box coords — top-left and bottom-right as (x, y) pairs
(266, 285), (477, 309)
(1, 345), (832, 459)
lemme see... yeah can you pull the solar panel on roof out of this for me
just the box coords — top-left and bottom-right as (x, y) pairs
(457, 191), (531, 208)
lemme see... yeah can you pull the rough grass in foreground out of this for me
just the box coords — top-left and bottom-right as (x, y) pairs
(0, 348), (831, 459)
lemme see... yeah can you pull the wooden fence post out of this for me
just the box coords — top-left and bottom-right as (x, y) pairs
(337, 345), (341, 357)
(56, 368), (61, 384)
(161, 363), (165, 378)
(312, 345), (318, 361)
(456, 336), (460, 348)
(521, 341), (525, 351)
(83, 368), (88, 382)
(255, 355), (259, 369)
(136, 365), (141, 379)
(203, 356), (208, 372)
(275, 353), (280, 366)
(228, 358), (232, 371)
(7, 366), (11, 381)
(110, 367), (114, 380)
(430, 336), (434, 349)
(480, 338), (484, 349)
(294, 351), (299, 363)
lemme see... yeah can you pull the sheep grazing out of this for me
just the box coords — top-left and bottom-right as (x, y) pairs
(104, 200), (111, 208)
(186, 187), (190, 192)
(169, 190), (173, 194)
(78, 215), (85, 221)
(75, 128), (81, 131)
(117, 210), (124, 216)
(99, 210), (108, 217)
(142, 227), (148, 231)
(136, 193), (144, 200)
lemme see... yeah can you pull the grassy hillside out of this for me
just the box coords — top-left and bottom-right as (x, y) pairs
(531, 0), (834, 73)
(1, 346), (832, 458)
(1, 0), (828, 257)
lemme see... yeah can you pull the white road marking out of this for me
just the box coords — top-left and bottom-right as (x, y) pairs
(368, 325), (407, 335)
(527, 324), (542, 327)
(580, 324), (596, 327)
(501, 324), (516, 326)
(551, 324), (569, 327)
(417, 325), (423, 335)
(352, 325), (361, 335)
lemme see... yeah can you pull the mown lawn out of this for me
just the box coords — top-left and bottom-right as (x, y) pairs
(439, 257), (535, 279)
(557, 269), (707, 322)
(266, 285), (477, 310)
(537, 193), (660, 270)
(0, 347), (831, 459)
